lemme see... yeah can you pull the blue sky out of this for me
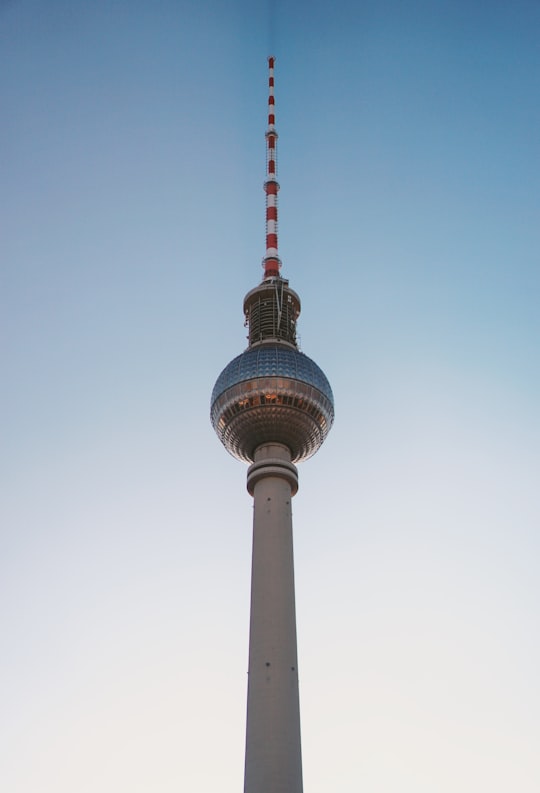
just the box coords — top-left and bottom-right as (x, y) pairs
(1, 1), (539, 791)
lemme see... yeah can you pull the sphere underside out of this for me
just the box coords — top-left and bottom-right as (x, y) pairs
(211, 345), (334, 463)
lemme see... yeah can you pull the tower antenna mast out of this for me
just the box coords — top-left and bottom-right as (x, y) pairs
(263, 56), (281, 279)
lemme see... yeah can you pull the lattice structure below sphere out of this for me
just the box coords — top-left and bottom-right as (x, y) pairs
(211, 345), (334, 463)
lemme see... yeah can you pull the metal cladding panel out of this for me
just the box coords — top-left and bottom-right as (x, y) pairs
(211, 346), (334, 406)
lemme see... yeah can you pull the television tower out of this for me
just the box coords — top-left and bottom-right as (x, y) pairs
(210, 57), (334, 793)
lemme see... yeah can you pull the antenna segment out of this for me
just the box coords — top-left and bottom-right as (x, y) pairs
(263, 56), (281, 279)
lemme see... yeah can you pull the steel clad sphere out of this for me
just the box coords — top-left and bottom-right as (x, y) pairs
(211, 345), (334, 463)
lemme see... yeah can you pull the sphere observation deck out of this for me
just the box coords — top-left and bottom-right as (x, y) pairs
(211, 344), (334, 464)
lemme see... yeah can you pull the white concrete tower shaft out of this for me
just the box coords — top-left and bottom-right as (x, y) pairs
(244, 443), (303, 793)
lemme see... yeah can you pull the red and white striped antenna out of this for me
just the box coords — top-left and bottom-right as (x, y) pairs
(262, 56), (281, 279)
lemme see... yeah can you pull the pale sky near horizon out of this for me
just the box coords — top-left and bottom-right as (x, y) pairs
(2, 1), (539, 791)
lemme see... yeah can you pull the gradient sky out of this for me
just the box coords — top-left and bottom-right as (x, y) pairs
(2, 1), (539, 791)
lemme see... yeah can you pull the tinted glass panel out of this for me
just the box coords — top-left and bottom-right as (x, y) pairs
(211, 345), (333, 406)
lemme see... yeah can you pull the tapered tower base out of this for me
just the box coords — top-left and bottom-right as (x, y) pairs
(244, 443), (303, 793)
